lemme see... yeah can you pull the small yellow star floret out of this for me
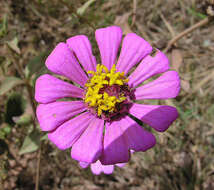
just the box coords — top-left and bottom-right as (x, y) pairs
(84, 64), (129, 116)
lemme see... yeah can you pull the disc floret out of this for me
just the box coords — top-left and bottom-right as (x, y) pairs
(84, 64), (130, 119)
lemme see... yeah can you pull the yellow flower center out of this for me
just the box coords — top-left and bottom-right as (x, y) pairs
(84, 64), (129, 117)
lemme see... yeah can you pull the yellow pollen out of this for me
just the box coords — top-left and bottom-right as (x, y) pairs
(84, 64), (129, 116)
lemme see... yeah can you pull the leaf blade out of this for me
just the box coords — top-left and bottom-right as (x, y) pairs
(0, 77), (24, 96)
(19, 129), (40, 155)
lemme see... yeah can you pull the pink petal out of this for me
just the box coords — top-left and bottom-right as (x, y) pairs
(91, 160), (114, 175)
(35, 74), (84, 104)
(36, 101), (86, 131)
(102, 165), (114, 175)
(45, 42), (88, 87)
(134, 71), (180, 100)
(71, 117), (104, 163)
(66, 35), (97, 72)
(129, 103), (178, 132)
(118, 116), (156, 151)
(79, 162), (89, 169)
(91, 161), (103, 175)
(128, 50), (170, 88)
(116, 163), (126, 168)
(79, 160), (126, 175)
(90, 161), (102, 175)
(100, 121), (130, 165)
(116, 33), (152, 74)
(95, 26), (122, 70)
(48, 112), (93, 150)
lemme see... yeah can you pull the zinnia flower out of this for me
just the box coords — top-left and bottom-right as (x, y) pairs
(35, 26), (180, 173)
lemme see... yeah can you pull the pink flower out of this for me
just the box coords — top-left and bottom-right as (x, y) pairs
(79, 160), (126, 175)
(35, 26), (180, 171)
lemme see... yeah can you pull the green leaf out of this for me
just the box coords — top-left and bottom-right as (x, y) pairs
(77, 0), (96, 16)
(187, 8), (207, 19)
(13, 114), (32, 126)
(0, 14), (8, 38)
(40, 134), (48, 141)
(7, 37), (21, 54)
(0, 123), (11, 139)
(19, 129), (40, 155)
(2, 125), (11, 134)
(25, 51), (49, 77)
(0, 77), (23, 96)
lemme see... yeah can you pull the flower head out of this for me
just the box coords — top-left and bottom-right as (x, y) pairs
(84, 64), (131, 120)
(35, 26), (180, 173)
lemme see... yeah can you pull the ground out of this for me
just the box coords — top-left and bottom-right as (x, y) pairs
(0, 0), (214, 189)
